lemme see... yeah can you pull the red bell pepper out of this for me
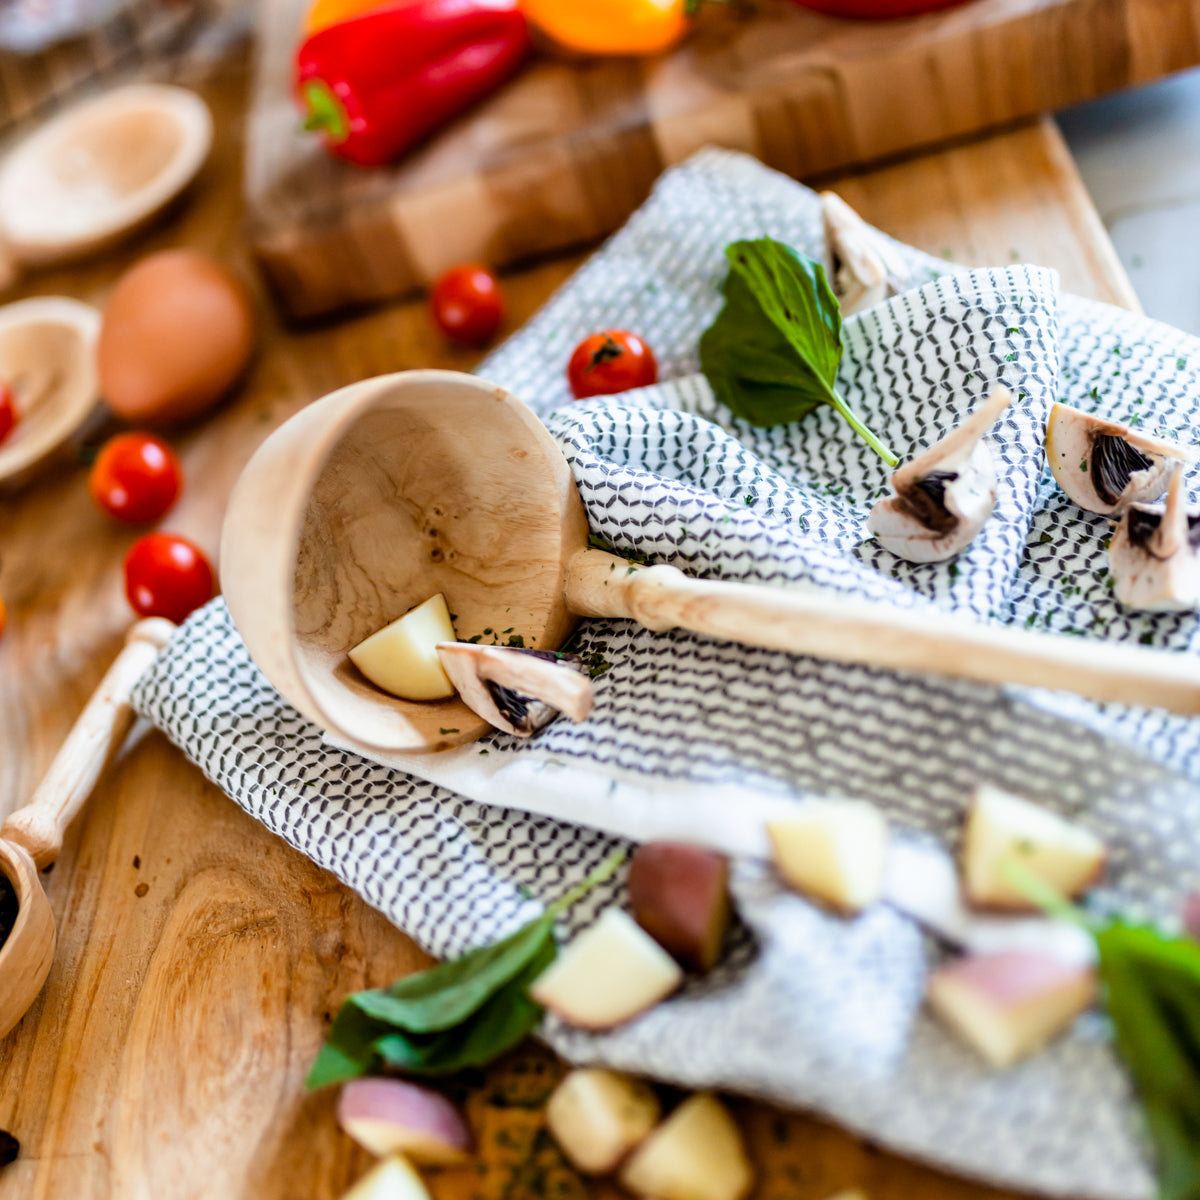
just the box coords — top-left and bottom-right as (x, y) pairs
(295, 0), (531, 167)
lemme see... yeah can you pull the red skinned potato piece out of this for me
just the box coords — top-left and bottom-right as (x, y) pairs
(337, 1078), (472, 1165)
(546, 1068), (660, 1175)
(628, 842), (731, 973)
(927, 950), (1096, 1069)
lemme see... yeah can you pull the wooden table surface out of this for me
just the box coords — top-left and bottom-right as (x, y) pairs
(0, 49), (1140, 1200)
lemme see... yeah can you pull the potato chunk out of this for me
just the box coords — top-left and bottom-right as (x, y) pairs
(545, 1068), (660, 1174)
(348, 594), (457, 701)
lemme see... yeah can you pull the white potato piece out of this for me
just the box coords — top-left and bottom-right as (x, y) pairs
(545, 1068), (660, 1174)
(349, 594), (457, 701)
(767, 800), (888, 913)
(619, 1093), (754, 1200)
(340, 1157), (431, 1200)
(927, 950), (1096, 1069)
(529, 907), (683, 1030)
(338, 1078), (471, 1165)
(962, 786), (1106, 910)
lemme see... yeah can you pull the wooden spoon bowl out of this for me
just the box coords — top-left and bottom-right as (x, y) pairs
(222, 370), (1200, 758)
(0, 839), (55, 1041)
(222, 372), (586, 754)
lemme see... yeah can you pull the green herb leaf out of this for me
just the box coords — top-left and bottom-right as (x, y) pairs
(1097, 922), (1200, 1200)
(307, 850), (625, 1088)
(699, 237), (897, 465)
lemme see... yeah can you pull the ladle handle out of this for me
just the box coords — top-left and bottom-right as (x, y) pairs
(1, 619), (174, 870)
(564, 549), (1200, 715)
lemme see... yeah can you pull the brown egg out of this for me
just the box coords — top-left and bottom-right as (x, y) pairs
(98, 249), (255, 425)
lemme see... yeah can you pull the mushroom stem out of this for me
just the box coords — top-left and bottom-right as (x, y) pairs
(893, 388), (1012, 492)
(1156, 467), (1189, 559)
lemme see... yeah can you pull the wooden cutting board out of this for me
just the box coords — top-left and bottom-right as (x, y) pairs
(0, 45), (1139, 1200)
(246, 0), (1194, 319)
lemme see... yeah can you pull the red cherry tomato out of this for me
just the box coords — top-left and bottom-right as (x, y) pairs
(0, 382), (17, 446)
(567, 330), (658, 400)
(124, 533), (214, 624)
(89, 432), (182, 524)
(430, 264), (505, 346)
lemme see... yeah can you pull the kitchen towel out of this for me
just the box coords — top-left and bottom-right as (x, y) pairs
(132, 148), (1200, 1200)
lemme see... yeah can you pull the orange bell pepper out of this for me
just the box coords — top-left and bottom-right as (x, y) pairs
(521, 0), (702, 56)
(303, 0), (392, 35)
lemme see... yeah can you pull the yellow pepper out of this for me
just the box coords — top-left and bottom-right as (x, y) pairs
(521, 0), (698, 57)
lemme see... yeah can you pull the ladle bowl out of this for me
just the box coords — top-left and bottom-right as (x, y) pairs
(221, 371), (1200, 756)
(0, 619), (171, 1040)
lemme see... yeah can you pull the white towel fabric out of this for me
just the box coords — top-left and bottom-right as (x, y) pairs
(133, 148), (1200, 1200)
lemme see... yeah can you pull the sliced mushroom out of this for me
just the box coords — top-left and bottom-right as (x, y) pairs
(821, 191), (909, 316)
(868, 388), (1012, 563)
(436, 643), (594, 737)
(1108, 469), (1200, 611)
(1045, 402), (1197, 515)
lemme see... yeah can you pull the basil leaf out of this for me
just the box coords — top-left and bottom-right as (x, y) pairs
(306, 1002), (392, 1089)
(351, 915), (554, 1034)
(699, 237), (898, 466)
(1097, 922), (1200, 1200)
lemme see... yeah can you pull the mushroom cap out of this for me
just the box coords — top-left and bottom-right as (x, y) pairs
(1045, 402), (1196, 515)
(868, 389), (1011, 563)
(436, 642), (594, 737)
(1109, 470), (1200, 611)
(822, 192), (888, 317)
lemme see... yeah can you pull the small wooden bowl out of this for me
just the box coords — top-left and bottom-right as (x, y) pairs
(221, 371), (585, 754)
(0, 84), (212, 284)
(0, 296), (102, 490)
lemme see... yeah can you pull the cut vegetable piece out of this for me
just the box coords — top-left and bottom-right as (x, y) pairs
(348, 594), (457, 701)
(545, 1068), (660, 1175)
(767, 800), (888, 913)
(868, 388), (1010, 563)
(436, 641), (593, 736)
(627, 842), (731, 972)
(337, 1078), (471, 1165)
(340, 1156), (431, 1200)
(962, 785), (1106, 910)
(1108, 469), (1200, 612)
(927, 950), (1096, 1068)
(1045, 402), (1196, 515)
(619, 1093), (754, 1200)
(528, 907), (683, 1030)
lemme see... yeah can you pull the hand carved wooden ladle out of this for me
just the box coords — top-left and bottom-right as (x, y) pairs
(221, 370), (1200, 756)
(0, 619), (171, 1039)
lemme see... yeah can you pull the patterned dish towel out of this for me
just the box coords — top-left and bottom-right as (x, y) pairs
(133, 148), (1200, 1200)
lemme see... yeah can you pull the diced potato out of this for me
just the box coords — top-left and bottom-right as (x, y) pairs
(619, 1093), (753, 1200)
(927, 950), (1096, 1069)
(545, 1068), (660, 1174)
(529, 907), (683, 1030)
(338, 1078), (471, 1165)
(340, 1157), (431, 1200)
(767, 800), (888, 913)
(962, 786), (1105, 910)
(348, 594), (457, 701)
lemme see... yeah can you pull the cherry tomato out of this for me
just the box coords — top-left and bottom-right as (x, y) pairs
(567, 330), (658, 400)
(0, 595), (6, 643)
(0, 382), (17, 446)
(124, 533), (214, 624)
(89, 432), (182, 524)
(430, 264), (505, 346)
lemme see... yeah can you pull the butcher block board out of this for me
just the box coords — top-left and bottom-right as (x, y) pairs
(1, 46), (1137, 1200)
(247, 0), (1195, 319)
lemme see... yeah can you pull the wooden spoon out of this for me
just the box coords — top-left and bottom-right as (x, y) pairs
(0, 618), (172, 1040)
(221, 370), (1200, 756)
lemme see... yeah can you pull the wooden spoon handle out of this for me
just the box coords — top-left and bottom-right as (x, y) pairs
(565, 549), (1200, 715)
(1, 619), (174, 869)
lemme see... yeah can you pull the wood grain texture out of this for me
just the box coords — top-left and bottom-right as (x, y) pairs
(0, 47), (1137, 1200)
(247, 0), (1192, 317)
